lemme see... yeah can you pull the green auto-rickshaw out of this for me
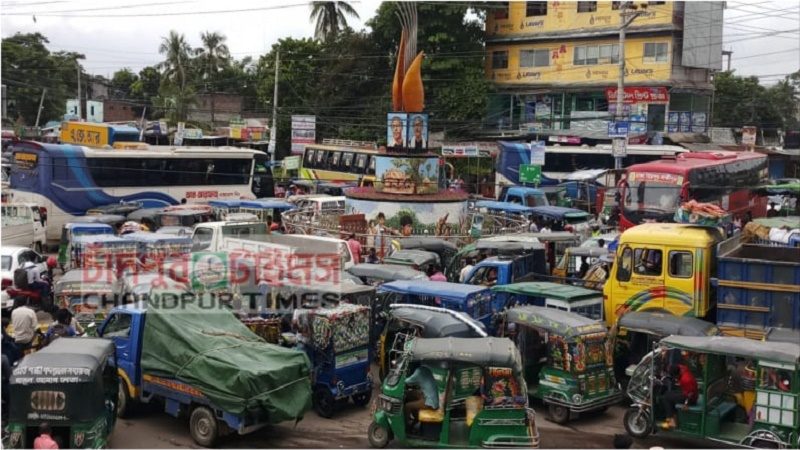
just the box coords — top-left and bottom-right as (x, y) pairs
(624, 335), (800, 448)
(5, 338), (118, 449)
(500, 305), (623, 423)
(369, 336), (539, 449)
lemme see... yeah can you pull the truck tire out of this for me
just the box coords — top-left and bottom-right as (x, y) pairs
(189, 406), (219, 447)
(352, 390), (372, 407)
(547, 403), (570, 424)
(314, 387), (336, 418)
(117, 381), (132, 418)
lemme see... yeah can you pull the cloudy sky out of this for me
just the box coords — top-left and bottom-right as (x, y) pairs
(2, 0), (798, 84)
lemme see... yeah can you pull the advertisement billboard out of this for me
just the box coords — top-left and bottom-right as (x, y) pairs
(291, 115), (316, 155)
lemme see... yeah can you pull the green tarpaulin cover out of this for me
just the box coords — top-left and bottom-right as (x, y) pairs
(140, 298), (312, 420)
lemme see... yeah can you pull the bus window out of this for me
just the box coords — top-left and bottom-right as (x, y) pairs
(305, 149), (315, 167)
(367, 155), (376, 175)
(315, 150), (326, 167)
(355, 154), (367, 171)
(342, 152), (354, 169)
(331, 151), (341, 168)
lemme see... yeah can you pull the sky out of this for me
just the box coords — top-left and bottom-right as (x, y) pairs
(1, 0), (798, 84)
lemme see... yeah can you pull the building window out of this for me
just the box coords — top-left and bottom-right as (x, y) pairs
(526, 1), (547, 16)
(612, 1), (621, 10)
(520, 48), (550, 68)
(492, 50), (509, 69)
(495, 2), (509, 19)
(643, 42), (669, 62)
(577, 1), (597, 13)
(575, 44), (619, 65)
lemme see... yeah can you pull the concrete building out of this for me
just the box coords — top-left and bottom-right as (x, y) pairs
(484, 1), (724, 141)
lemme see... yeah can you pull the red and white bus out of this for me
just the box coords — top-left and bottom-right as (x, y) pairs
(618, 151), (768, 229)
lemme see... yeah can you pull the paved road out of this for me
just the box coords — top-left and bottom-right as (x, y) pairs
(108, 396), (703, 449)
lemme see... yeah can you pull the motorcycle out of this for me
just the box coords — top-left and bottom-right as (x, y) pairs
(5, 257), (58, 313)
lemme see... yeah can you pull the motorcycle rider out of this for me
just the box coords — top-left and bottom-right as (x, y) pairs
(22, 261), (50, 302)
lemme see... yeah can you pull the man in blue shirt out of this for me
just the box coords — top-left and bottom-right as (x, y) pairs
(405, 365), (439, 426)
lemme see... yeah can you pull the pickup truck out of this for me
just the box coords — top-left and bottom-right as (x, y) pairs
(1, 203), (46, 252)
(98, 298), (312, 446)
(191, 221), (355, 269)
(497, 186), (549, 207)
(461, 240), (547, 287)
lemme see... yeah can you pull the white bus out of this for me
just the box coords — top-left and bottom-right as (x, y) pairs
(8, 141), (271, 244)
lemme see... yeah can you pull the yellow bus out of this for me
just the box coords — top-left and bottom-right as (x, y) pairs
(299, 141), (379, 187)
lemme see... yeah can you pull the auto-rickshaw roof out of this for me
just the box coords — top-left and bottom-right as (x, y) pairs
(474, 200), (536, 214)
(493, 282), (602, 302)
(389, 305), (487, 338)
(660, 335), (800, 365)
(409, 337), (522, 373)
(766, 327), (800, 344)
(347, 263), (426, 281)
(208, 199), (243, 208)
(618, 311), (720, 337)
(70, 214), (126, 224)
(11, 338), (114, 384)
(57, 268), (117, 286)
(239, 199), (295, 210)
(475, 240), (544, 254)
(379, 280), (490, 300)
(72, 234), (130, 244)
(126, 207), (164, 221)
(274, 282), (376, 296)
(63, 222), (114, 232)
(529, 206), (590, 220)
(120, 231), (191, 244)
(563, 246), (609, 258)
(394, 236), (458, 253)
(505, 305), (606, 339)
(384, 249), (439, 266)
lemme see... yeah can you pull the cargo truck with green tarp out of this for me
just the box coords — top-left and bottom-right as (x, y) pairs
(97, 293), (312, 447)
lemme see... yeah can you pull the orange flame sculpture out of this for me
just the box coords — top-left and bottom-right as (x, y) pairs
(392, 3), (424, 113)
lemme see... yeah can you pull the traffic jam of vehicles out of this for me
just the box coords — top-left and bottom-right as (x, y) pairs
(2, 2), (799, 448)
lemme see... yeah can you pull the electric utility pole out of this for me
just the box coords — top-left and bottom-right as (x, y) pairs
(76, 66), (82, 120)
(269, 48), (280, 164)
(34, 88), (46, 127)
(614, 2), (646, 170)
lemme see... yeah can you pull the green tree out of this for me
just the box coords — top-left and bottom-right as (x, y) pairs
(309, 1), (360, 42)
(1, 33), (86, 125)
(196, 31), (231, 123)
(158, 30), (194, 122)
(110, 68), (138, 99)
(713, 71), (795, 131)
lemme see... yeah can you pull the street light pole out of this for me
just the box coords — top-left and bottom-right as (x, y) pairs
(614, 2), (645, 171)
(269, 48), (280, 165)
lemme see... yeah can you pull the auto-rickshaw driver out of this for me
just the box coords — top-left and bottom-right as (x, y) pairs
(404, 365), (439, 429)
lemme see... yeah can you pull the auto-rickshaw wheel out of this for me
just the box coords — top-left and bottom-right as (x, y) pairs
(368, 421), (390, 448)
(189, 406), (219, 447)
(623, 407), (651, 439)
(314, 387), (335, 418)
(353, 390), (372, 407)
(548, 404), (570, 424)
(117, 381), (132, 418)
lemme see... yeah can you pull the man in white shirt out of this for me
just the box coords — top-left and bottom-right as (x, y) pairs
(10, 297), (37, 350)
(459, 258), (475, 283)
(22, 261), (50, 301)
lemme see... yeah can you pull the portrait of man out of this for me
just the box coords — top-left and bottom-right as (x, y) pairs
(409, 114), (428, 150)
(387, 113), (407, 148)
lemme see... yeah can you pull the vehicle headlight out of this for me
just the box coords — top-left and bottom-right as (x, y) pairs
(572, 393), (583, 404)
(379, 395), (395, 412)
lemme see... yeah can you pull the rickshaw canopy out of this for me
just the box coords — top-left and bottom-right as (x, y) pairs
(388, 304), (488, 338)
(529, 206), (590, 222)
(347, 263), (427, 282)
(239, 199), (295, 211)
(562, 247), (609, 258)
(392, 237), (458, 253)
(618, 311), (720, 337)
(384, 249), (439, 267)
(120, 231), (191, 246)
(474, 200), (536, 214)
(379, 280), (490, 302)
(765, 327), (800, 344)
(505, 305), (606, 340)
(475, 240), (544, 254)
(408, 337), (523, 374)
(208, 199), (242, 208)
(659, 335), (800, 365)
(493, 282), (601, 303)
(63, 223), (114, 235)
(11, 337), (115, 385)
(85, 201), (143, 216)
(70, 214), (126, 225)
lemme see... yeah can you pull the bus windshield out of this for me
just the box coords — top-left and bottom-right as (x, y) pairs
(625, 180), (681, 211)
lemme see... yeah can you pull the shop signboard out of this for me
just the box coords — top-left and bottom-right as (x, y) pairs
(605, 87), (669, 104)
(607, 121), (630, 138)
(291, 115), (316, 155)
(283, 156), (300, 170)
(612, 139), (627, 158)
(530, 140), (546, 166)
(741, 126), (757, 146)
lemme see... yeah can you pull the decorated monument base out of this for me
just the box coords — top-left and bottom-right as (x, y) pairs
(345, 188), (468, 232)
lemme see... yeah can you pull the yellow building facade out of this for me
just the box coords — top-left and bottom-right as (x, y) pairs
(484, 1), (723, 140)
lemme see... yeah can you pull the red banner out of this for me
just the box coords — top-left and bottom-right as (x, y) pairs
(605, 87), (669, 104)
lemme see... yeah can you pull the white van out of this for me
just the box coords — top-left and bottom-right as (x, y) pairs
(1, 203), (46, 251)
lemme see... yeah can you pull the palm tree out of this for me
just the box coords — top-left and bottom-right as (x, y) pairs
(197, 31), (230, 124)
(309, 1), (359, 42)
(158, 30), (194, 121)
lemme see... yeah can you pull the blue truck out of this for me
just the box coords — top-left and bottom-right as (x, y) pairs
(461, 239), (548, 287)
(98, 299), (312, 447)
